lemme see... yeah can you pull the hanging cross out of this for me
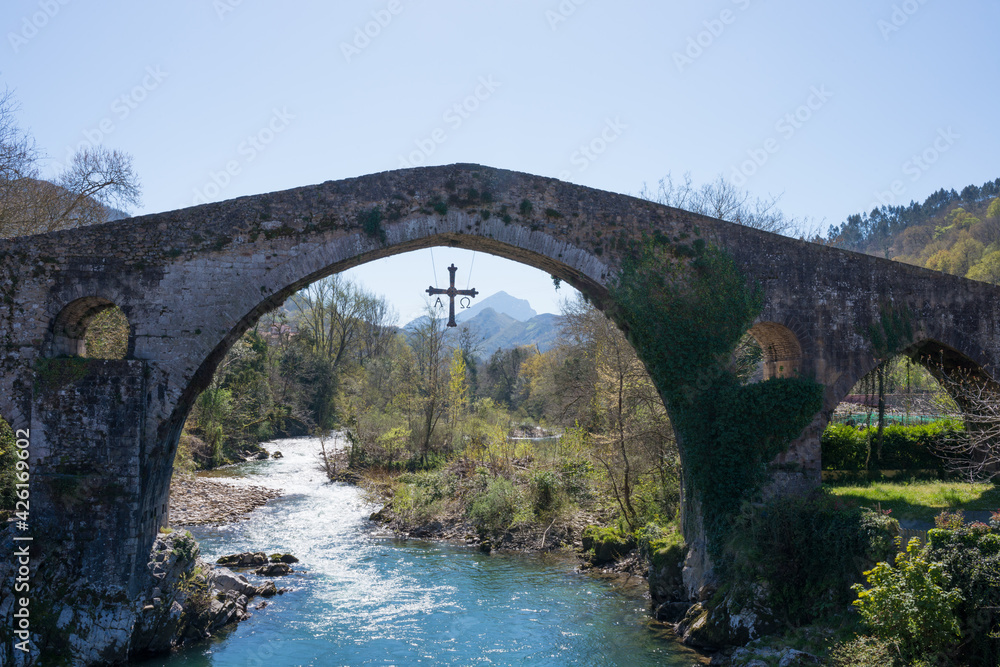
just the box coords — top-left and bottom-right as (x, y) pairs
(426, 263), (478, 327)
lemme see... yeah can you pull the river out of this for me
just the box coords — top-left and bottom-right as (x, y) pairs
(139, 436), (704, 666)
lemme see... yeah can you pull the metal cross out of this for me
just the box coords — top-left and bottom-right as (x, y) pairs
(426, 263), (478, 327)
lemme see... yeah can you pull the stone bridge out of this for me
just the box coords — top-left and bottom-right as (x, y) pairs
(3, 164), (1000, 661)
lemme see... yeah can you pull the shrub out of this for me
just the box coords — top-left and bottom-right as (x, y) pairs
(171, 531), (199, 562)
(468, 476), (520, 536)
(0, 419), (16, 518)
(829, 635), (908, 667)
(724, 492), (899, 625)
(581, 525), (636, 565)
(934, 509), (965, 530)
(821, 419), (959, 472)
(822, 422), (868, 470)
(392, 469), (457, 524)
(637, 522), (685, 573)
(852, 537), (963, 661)
(528, 470), (563, 514)
(924, 526), (1000, 665)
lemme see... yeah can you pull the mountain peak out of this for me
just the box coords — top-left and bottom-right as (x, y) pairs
(456, 291), (537, 323)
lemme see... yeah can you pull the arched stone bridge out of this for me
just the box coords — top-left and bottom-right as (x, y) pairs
(3, 164), (1000, 660)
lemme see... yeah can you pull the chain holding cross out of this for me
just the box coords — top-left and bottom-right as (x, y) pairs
(426, 263), (478, 327)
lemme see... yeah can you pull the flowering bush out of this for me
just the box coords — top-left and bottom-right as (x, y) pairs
(852, 537), (963, 661)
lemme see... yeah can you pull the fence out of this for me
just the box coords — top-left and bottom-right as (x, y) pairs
(898, 527), (929, 551)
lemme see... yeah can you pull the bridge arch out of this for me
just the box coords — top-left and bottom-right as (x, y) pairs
(748, 321), (804, 380)
(166, 222), (616, 447)
(47, 296), (133, 359)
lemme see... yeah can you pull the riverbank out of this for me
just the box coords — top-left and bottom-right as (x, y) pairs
(168, 473), (281, 525)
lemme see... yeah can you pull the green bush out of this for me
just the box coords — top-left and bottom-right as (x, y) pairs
(637, 522), (685, 573)
(0, 419), (16, 518)
(581, 525), (636, 565)
(923, 526), (1000, 665)
(724, 492), (899, 625)
(468, 476), (520, 536)
(392, 469), (458, 524)
(528, 470), (563, 514)
(852, 537), (963, 661)
(829, 635), (909, 667)
(822, 423), (868, 470)
(822, 419), (959, 471)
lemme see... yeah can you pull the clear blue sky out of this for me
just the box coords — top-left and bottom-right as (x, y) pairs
(3, 1), (998, 323)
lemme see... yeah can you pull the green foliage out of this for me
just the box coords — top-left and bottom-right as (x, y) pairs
(821, 419), (959, 471)
(467, 475), (521, 536)
(637, 522), (685, 573)
(923, 525), (1000, 665)
(33, 357), (90, 393)
(829, 635), (909, 667)
(581, 524), (636, 565)
(393, 469), (458, 524)
(867, 303), (913, 360)
(609, 236), (824, 556)
(852, 537), (963, 661)
(171, 531), (199, 562)
(518, 199), (533, 216)
(358, 206), (386, 242)
(725, 493), (899, 625)
(195, 387), (233, 466)
(0, 418), (16, 516)
(528, 469), (563, 514)
(934, 509), (966, 530)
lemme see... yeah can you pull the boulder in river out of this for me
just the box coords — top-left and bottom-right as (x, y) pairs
(270, 553), (299, 563)
(255, 562), (292, 576)
(217, 551), (269, 567)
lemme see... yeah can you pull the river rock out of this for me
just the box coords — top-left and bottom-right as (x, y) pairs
(676, 593), (779, 651)
(217, 551), (269, 567)
(255, 563), (292, 576)
(273, 451), (283, 458)
(270, 553), (299, 563)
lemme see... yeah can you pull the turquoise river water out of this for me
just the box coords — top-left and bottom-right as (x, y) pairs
(138, 436), (704, 666)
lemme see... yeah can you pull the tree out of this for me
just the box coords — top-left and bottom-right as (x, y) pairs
(408, 305), (450, 466)
(0, 88), (141, 237)
(922, 360), (1000, 481)
(289, 274), (396, 429)
(966, 250), (1000, 284)
(549, 295), (680, 528)
(481, 346), (531, 410)
(639, 171), (799, 236)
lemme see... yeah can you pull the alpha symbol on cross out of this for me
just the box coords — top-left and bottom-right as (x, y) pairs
(426, 263), (478, 327)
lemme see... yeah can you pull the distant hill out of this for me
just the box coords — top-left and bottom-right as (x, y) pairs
(403, 292), (561, 359)
(456, 291), (537, 323)
(825, 176), (1000, 285)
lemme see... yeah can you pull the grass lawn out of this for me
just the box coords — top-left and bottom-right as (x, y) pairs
(825, 480), (1000, 523)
